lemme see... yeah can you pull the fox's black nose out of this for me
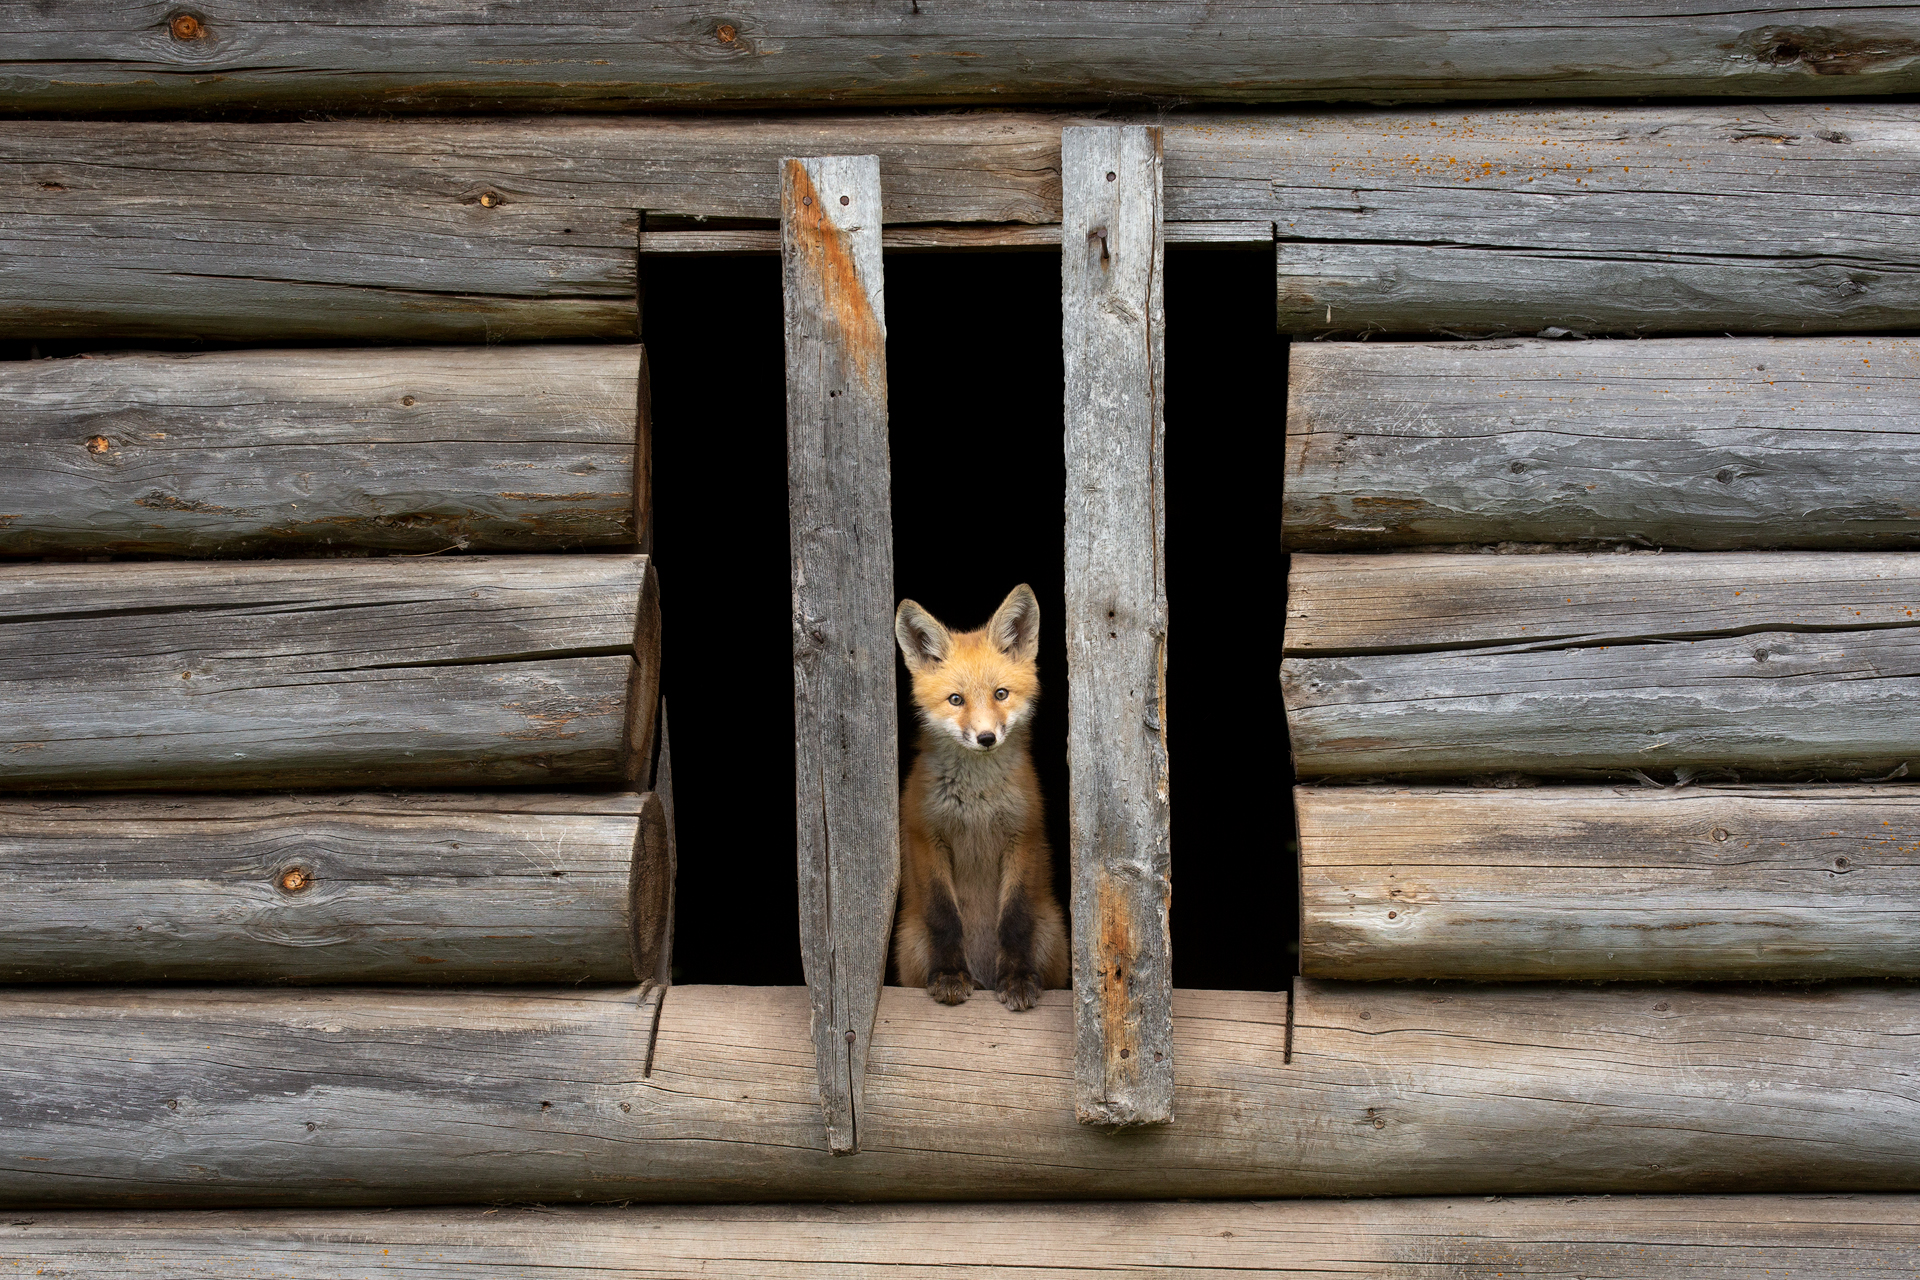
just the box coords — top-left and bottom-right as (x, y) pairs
(976, 732), (997, 747)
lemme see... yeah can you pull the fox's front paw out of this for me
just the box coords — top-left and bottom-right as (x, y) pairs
(995, 970), (1043, 1012)
(927, 971), (973, 1005)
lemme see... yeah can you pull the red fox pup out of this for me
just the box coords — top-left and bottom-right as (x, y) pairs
(893, 584), (1069, 1011)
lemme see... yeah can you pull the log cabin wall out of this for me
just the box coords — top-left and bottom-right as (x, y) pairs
(5, 6), (1920, 1273)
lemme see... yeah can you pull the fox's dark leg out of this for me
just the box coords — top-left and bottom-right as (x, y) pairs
(925, 877), (972, 1005)
(995, 883), (1044, 1011)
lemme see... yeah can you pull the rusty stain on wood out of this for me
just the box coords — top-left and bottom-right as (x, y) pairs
(783, 160), (885, 393)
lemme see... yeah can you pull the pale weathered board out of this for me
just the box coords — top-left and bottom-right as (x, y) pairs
(1284, 336), (1920, 551)
(1284, 551), (1920, 780)
(0, 790), (667, 983)
(1298, 785), (1920, 981)
(0, 345), (642, 556)
(0, 555), (658, 791)
(782, 155), (898, 1156)
(8, 1196), (1919, 1279)
(0, 981), (1916, 1205)
(1061, 125), (1173, 1129)
(6, 4), (1920, 114)
(0, 116), (1072, 342)
(1258, 103), (1920, 336)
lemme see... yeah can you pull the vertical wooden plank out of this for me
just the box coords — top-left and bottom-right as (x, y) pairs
(781, 154), (899, 1155)
(1061, 125), (1173, 1127)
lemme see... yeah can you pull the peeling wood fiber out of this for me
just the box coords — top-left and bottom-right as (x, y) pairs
(1285, 336), (1920, 551)
(0, 982), (1915, 1206)
(0, 790), (669, 984)
(6, 3), (1920, 114)
(1283, 551), (1920, 780)
(7, 1196), (1920, 1278)
(0, 345), (642, 557)
(0, 555), (658, 791)
(1298, 784), (1920, 981)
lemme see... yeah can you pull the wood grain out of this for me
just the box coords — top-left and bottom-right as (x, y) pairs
(0, 790), (666, 984)
(1284, 336), (1920, 551)
(1257, 103), (1920, 336)
(782, 155), (898, 1156)
(0, 555), (657, 791)
(1061, 125), (1173, 1129)
(1283, 551), (1920, 780)
(7, 1196), (1919, 1278)
(0, 981), (1915, 1206)
(0, 345), (641, 557)
(0, 115), (1069, 342)
(7, 3), (1920, 114)
(1298, 784), (1920, 980)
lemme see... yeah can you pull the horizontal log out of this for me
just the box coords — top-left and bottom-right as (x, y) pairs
(0, 980), (1915, 1206)
(6, 4), (1920, 114)
(640, 222), (1274, 254)
(1262, 104), (1920, 336)
(7, 1196), (1917, 1278)
(0, 555), (659, 791)
(0, 790), (667, 983)
(0, 115), (1076, 342)
(0, 346), (642, 556)
(1283, 551), (1920, 779)
(1284, 336), (1920, 551)
(1298, 785), (1920, 981)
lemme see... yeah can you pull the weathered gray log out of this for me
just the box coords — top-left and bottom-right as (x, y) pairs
(641, 222), (1275, 255)
(0, 116), (1075, 342)
(0, 345), (642, 557)
(1, 980), (1916, 1206)
(0, 790), (667, 983)
(1061, 125), (1173, 1129)
(1283, 551), (1920, 779)
(6, 4), (1920, 114)
(1299, 784), (1920, 981)
(1260, 104), (1920, 336)
(0, 555), (659, 791)
(9, 1196), (1920, 1279)
(782, 155), (898, 1156)
(1284, 336), (1920, 551)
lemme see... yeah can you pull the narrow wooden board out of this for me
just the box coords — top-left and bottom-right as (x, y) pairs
(7, 4), (1920, 114)
(8, 1196), (1919, 1278)
(1283, 551), (1920, 780)
(1284, 336), (1920, 551)
(782, 155), (898, 1156)
(1, 981), (1916, 1205)
(1061, 125), (1173, 1129)
(0, 555), (657, 791)
(0, 790), (666, 984)
(0, 345), (641, 556)
(1298, 785), (1920, 981)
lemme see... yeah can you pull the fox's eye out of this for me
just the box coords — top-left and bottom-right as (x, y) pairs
(994, 688), (1009, 701)
(947, 694), (964, 707)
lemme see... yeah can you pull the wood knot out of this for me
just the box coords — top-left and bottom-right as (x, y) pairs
(168, 12), (204, 40)
(278, 867), (314, 894)
(85, 435), (110, 454)
(715, 23), (738, 42)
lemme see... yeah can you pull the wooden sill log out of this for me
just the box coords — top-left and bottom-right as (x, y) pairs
(1283, 551), (1920, 780)
(5, 4), (1919, 114)
(1299, 785), (1920, 981)
(0, 346), (644, 557)
(1285, 336), (1920, 551)
(0, 791), (669, 984)
(1, 981), (1916, 1206)
(7, 1195), (1918, 1278)
(0, 555), (659, 791)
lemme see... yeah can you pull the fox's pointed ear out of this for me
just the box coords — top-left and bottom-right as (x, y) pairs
(989, 584), (1041, 663)
(895, 599), (951, 674)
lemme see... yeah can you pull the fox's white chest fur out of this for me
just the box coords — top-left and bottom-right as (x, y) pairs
(919, 729), (1030, 985)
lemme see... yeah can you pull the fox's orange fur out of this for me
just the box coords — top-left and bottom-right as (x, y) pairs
(893, 584), (1069, 1011)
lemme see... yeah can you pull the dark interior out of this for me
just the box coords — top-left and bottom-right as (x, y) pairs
(644, 246), (1294, 991)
